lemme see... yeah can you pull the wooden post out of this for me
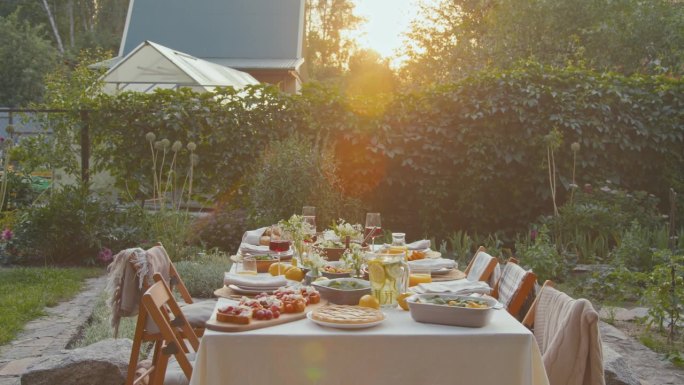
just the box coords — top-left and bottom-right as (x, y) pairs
(80, 110), (90, 186)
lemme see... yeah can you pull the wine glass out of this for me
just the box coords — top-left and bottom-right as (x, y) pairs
(302, 206), (316, 232)
(268, 225), (290, 267)
(365, 213), (382, 251)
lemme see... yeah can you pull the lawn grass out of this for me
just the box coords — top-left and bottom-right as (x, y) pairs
(0, 267), (103, 345)
(70, 291), (139, 349)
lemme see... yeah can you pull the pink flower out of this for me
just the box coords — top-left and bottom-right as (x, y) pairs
(98, 247), (113, 263)
(530, 229), (538, 242)
(1, 228), (12, 241)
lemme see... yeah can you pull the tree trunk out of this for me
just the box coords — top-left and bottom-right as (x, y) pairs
(68, 0), (75, 49)
(41, 0), (65, 54)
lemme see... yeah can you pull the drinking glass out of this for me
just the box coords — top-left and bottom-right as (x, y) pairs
(268, 225), (290, 266)
(240, 256), (257, 275)
(364, 213), (382, 250)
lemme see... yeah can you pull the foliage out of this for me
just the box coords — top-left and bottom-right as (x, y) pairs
(0, 11), (58, 106)
(611, 221), (658, 271)
(32, 63), (684, 240)
(644, 251), (683, 339)
(566, 266), (648, 305)
(244, 135), (362, 228)
(10, 185), (145, 264)
(191, 207), (248, 254)
(174, 250), (230, 298)
(516, 225), (567, 282)
(305, 0), (364, 80)
(0, 267), (101, 345)
(446, 230), (474, 267)
(143, 210), (199, 262)
(401, 0), (684, 85)
(544, 183), (666, 263)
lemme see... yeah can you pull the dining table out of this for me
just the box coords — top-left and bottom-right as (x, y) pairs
(189, 295), (549, 385)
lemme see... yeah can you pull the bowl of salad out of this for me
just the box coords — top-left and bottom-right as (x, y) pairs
(406, 294), (497, 327)
(311, 278), (371, 305)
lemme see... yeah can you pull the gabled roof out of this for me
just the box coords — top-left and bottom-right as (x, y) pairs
(119, 0), (305, 71)
(101, 41), (259, 94)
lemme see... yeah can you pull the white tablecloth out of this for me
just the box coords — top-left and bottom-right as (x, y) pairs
(189, 299), (549, 385)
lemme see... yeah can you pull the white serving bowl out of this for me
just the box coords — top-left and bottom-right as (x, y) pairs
(406, 294), (497, 328)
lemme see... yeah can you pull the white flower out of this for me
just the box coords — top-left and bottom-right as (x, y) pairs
(187, 142), (197, 151)
(161, 139), (171, 148)
(145, 132), (156, 142)
(171, 140), (182, 152)
(323, 230), (339, 242)
(600, 186), (611, 192)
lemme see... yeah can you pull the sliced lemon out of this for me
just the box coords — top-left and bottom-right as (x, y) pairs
(367, 261), (386, 289)
(397, 292), (412, 311)
(385, 262), (404, 279)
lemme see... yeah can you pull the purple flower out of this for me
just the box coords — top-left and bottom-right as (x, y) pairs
(98, 247), (113, 263)
(530, 229), (538, 242)
(1, 228), (13, 241)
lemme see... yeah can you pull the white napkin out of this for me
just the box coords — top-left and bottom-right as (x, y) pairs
(407, 239), (431, 250)
(412, 280), (491, 295)
(238, 242), (271, 255)
(241, 227), (269, 246)
(224, 273), (287, 288)
(408, 258), (457, 271)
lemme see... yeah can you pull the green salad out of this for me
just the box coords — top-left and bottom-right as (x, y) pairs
(416, 295), (489, 309)
(327, 280), (365, 290)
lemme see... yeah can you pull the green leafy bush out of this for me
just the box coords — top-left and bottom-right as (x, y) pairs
(191, 207), (247, 254)
(644, 251), (684, 335)
(11, 186), (146, 264)
(516, 225), (567, 282)
(174, 250), (230, 298)
(244, 136), (362, 227)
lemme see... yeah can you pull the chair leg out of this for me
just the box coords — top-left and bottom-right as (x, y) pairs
(126, 313), (148, 385)
(149, 343), (171, 385)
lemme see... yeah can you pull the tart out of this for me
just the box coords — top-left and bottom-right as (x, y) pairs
(311, 305), (384, 325)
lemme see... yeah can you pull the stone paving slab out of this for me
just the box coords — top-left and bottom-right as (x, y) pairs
(0, 276), (105, 383)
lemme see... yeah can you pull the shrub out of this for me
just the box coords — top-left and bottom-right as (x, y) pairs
(191, 207), (247, 254)
(11, 185), (146, 264)
(516, 225), (567, 282)
(174, 250), (230, 298)
(244, 135), (362, 228)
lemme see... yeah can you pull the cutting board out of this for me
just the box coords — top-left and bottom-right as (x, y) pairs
(205, 301), (328, 332)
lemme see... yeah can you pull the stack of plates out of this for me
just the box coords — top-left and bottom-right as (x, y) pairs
(224, 273), (293, 295)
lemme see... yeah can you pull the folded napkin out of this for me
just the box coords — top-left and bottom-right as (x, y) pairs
(407, 239), (431, 250)
(238, 242), (272, 255)
(412, 280), (491, 295)
(241, 227), (269, 246)
(408, 258), (457, 271)
(224, 273), (287, 288)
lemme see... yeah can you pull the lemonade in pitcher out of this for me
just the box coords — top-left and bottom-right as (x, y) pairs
(366, 252), (409, 308)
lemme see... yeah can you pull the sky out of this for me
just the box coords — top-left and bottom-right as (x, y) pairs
(350, 0), (427, 67)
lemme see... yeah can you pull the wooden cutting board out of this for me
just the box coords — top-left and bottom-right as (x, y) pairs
(431, 269), (466, 282)
(205, 301), (328, 332)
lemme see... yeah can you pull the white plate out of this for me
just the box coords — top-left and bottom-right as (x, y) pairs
(430, 267), (454, 276)
(306, 310), (385, 329)
(227, 284), (280, 295)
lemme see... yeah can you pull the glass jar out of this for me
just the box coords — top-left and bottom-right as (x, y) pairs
(365, 252), (409, 308)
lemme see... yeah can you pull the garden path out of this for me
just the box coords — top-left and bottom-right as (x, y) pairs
(0, 277), (105, 385)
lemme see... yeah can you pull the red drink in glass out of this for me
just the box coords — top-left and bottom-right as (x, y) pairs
(365, 227), (382, 239)
(269, 240), (291, 253)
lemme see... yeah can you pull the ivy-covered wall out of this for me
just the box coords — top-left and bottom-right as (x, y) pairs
(88, 63), (684, 239)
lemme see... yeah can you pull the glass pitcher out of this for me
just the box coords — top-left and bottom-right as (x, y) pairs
(365, 252), (409, 308)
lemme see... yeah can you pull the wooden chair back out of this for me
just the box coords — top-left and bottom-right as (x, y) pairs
(138, 273), (199, 385)
(124, 244), (202, 385)
(492, 259), (537, 320)
(522, 280), (554, 329)
(463, 246), (498, 282)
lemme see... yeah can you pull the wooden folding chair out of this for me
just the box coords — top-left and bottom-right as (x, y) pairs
(125, 244), (212, 385)
(491, 259), (537, 320)
(463, 246), (499, 282)
(522, 280), (554, 329)
(138, 273), (200, 385)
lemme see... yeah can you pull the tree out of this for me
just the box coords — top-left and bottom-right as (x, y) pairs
(401, 0), (684, 85)
(0, 12), (58, 106)
(344, 49), (398, 96)
(305, 0), (364, 81)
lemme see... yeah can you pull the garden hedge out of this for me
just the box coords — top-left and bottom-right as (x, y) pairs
(84, 63), (683, 239)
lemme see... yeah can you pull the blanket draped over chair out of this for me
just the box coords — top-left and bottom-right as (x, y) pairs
(105, 246), (171, 336)
(534, 286), (605, 385)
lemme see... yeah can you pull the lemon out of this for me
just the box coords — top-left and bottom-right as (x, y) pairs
(268, 262), (289, 276)
(367, 261), (386, 289)
(314, 276), (329, 282)
(285, 267), (304, 282)
(397, 292), (412, 311)
(385, 262), (404, 279)
(358, 294), (380, 309)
